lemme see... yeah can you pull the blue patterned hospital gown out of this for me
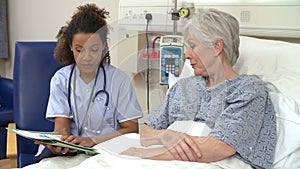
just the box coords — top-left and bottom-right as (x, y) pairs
(145, 74), (277, 169)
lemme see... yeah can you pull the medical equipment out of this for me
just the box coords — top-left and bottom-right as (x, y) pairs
(159, 35), (185, 85)
(68, 64), (110, 135)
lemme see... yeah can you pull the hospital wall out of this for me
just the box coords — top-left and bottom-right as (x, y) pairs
(3, 0), (300, 78)
(1, 0), (120, 79)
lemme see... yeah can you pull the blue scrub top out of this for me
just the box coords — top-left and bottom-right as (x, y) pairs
(46, 64), (143, 137)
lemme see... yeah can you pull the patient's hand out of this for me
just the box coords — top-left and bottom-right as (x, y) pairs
(159, 130), (202, 161)
(122, 130), (203, 162)
(139, 126), (202, 161)
(121, 135), (236, 163)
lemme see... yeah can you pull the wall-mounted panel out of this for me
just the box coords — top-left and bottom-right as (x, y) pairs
(119, 0), (300, 38)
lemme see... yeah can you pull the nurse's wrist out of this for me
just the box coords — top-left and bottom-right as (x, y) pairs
(89, 137), (98, 146)
(54, 128), (71, 135)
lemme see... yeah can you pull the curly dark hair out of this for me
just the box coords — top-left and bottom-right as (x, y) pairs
(54, 3), (110, 65)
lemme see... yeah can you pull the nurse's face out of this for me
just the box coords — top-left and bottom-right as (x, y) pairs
(71, 33), (105, 74)
(185, 34), (218, 77)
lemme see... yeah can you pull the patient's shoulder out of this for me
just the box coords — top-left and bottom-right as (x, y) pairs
(226, 74), (269, 101)
(229, 74), (267, 91)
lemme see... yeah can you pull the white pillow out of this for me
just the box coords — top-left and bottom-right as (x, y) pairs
(235, 36), (300, 113)
(270, 92), (300, 168)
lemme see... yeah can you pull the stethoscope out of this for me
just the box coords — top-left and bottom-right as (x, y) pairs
(67, 64), (110, 135)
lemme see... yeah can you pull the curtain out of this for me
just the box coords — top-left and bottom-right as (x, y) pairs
(0, 0), (8, 58)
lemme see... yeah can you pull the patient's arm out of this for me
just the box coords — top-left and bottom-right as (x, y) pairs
(140, 125), (202, 161)
(139, 125), (166, 146)
(121, 135), (236, 163)
(121, 146), (173, 160)
(193, 136), (236, 162)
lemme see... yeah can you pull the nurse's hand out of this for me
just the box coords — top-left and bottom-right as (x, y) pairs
(34, 141), (77, 155)
(61, 135), (96, 148)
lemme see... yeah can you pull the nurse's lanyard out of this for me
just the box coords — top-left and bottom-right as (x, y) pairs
(68, 64), (109, 135)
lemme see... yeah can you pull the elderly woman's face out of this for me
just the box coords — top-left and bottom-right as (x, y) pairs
(185, 34), (220, 77)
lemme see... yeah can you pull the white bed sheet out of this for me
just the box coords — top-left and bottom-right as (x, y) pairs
(70, 133), (252, 169)
(21, 120), (300, 169)
(21, 122), (253, 169)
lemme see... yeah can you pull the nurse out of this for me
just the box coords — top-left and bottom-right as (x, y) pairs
(34, 3), (142, 161)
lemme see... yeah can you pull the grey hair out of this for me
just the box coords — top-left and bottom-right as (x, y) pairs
(183, 8), (240, 65)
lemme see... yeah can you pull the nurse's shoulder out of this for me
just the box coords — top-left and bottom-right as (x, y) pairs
(50, 65), (73, 87)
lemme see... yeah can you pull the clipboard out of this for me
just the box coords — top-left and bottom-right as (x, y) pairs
(7, 128), (99, 155)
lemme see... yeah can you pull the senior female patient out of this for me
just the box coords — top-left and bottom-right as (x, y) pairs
(122, 8), (277, 169)
(33, 3), (142, 162)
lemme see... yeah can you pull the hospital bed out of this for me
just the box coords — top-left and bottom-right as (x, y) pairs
(17, 36), (300, 169)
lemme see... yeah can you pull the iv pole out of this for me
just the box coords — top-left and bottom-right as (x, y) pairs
(173, 0), (178, 35)
(172, 0), (193, 35)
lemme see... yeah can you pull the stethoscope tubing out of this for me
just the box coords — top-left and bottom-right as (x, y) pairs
(67, 64), (109, 119)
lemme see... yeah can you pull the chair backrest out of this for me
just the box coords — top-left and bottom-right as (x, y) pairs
(13, 41), (63, 167)
(0, 77), (13, 159)
(0, 77), (13, 115)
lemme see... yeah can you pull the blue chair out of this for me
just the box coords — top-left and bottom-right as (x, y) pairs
(13, 42), (63, 167)
(0, 77), (13, 159)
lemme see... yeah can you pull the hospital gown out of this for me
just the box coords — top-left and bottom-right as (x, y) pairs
(145, 74), (277, 169)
